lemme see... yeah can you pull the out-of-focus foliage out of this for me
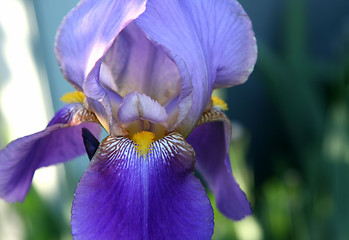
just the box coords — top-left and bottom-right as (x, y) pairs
(224, 0), (349, 239)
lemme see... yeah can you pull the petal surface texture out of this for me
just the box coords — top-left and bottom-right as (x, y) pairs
(187, 110), (251, 220)
(0, 104), (100, 202)
(136, 0), (257, 135)
(71, 132), (214, 240)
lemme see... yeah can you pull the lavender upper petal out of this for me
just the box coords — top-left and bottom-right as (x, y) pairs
(136, 0), (257, 136)
(210, 0), (257, 88)
(71, 133), (213, 240)
(101, 22), (181, 105)
(0, 104), (100, 202)
(55, 0), (147, 136)
(187, 119), (251, 220)
(55, 0), (147, 89)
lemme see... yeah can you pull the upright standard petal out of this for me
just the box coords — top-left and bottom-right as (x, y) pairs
(187, 108), (251, 220)
(101, 22), (181, 106)
(55, 0), (147, 135)
(71, 132), (214, 240)
(0, 104), (100, 202)
(136, 0), (257, 136)
(55, 0), (147, 89)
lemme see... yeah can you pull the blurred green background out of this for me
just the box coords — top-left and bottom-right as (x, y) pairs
(0, 0), (348, 239)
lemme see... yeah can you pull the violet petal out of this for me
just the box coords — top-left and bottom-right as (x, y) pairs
(187, 120), (251, 220)
(71, 132), (213, 239)
(0, 104), (100, 202)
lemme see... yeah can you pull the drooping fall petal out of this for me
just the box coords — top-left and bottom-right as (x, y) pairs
(71, 132), (214, 239)
(187, 110), (251, 220)
(0, 104), (100, 202)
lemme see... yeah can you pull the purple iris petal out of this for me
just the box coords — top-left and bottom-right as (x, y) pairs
(101, 22), (181, 105)
(55, 0), (147, 135)
(136, 0), (257, 135)
(55, 0), (147, 90)
(187, 120), (251, 220)
(0, 104), (100, 202)
(55, 0), (256, 137)
(71, 133), (214, 239)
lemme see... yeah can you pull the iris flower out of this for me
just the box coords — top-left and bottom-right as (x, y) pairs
(0, 0), (257, 239)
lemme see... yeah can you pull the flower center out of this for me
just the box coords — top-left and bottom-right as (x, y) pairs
(131, 131), (156, 158)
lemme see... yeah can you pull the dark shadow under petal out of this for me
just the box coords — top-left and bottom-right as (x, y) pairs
(82, 127), (100, 160)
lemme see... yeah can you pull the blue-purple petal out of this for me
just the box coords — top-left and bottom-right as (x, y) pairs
(187, 119), (251, 220)
(71, 132), (213, 240)
(0, 104), (100, 202)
